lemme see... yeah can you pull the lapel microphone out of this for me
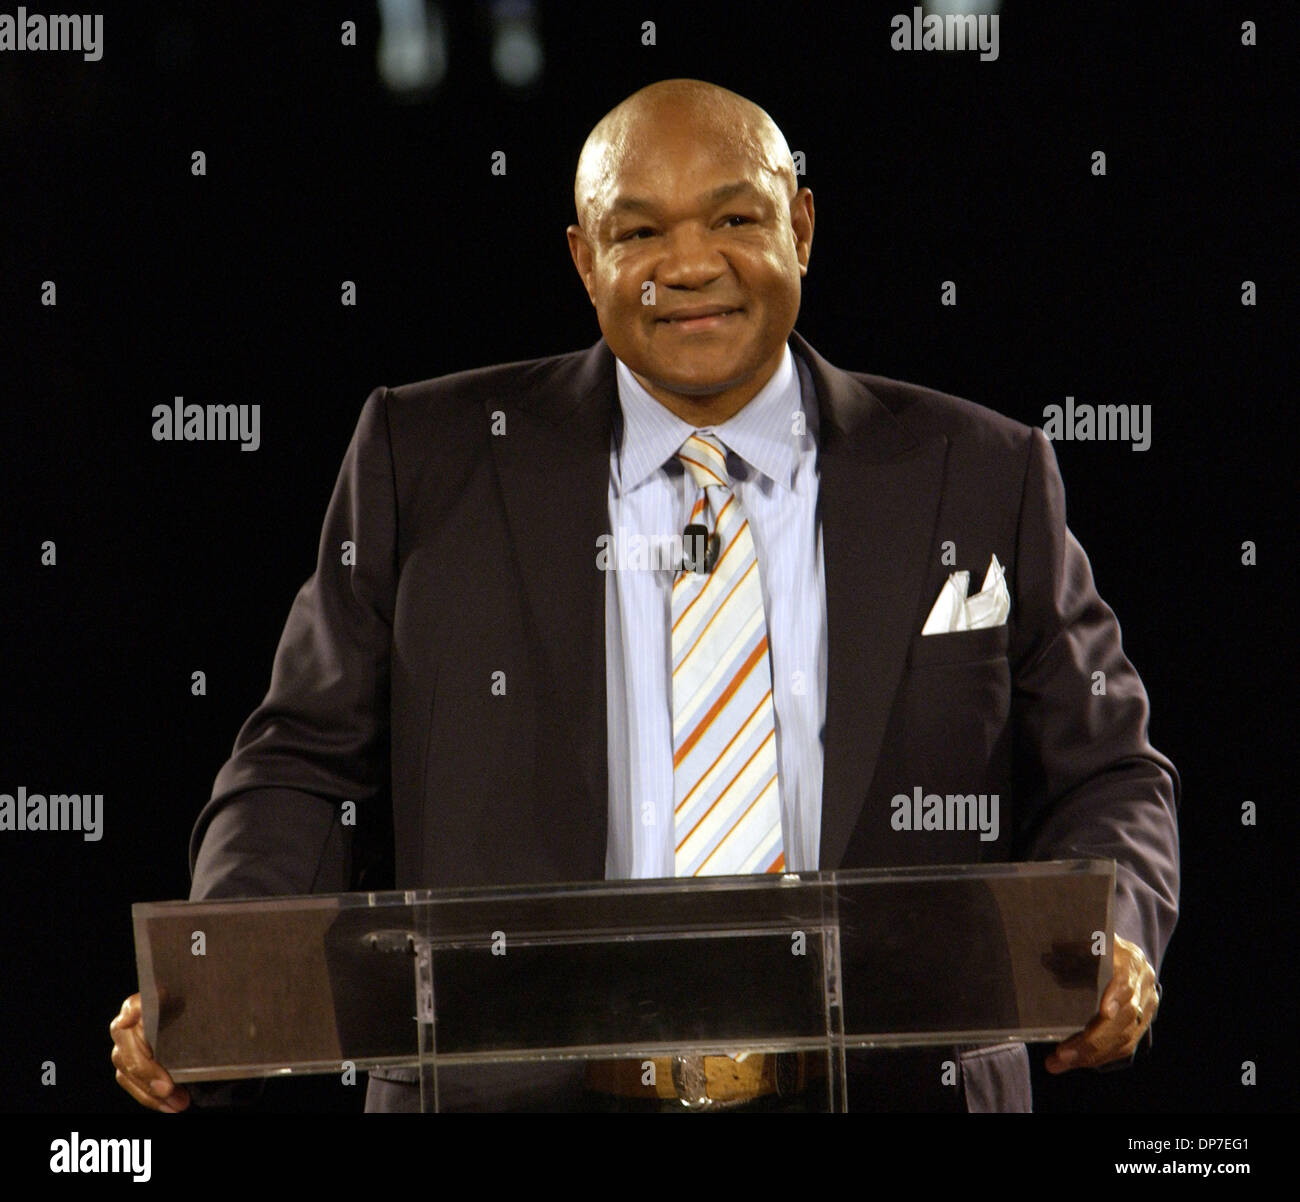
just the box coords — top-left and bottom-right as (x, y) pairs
(682, 522), (720, 574)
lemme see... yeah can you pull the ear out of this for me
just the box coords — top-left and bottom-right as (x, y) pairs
(791, 187), (814, 275)
(566, 225), (598, 307)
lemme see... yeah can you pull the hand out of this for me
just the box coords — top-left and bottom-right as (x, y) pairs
(1045, 935), (1158, 1073)
(110, 992), (190, 1112)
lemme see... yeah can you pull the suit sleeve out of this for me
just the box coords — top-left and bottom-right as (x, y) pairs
(189, 384), (397, 901)
(1010, 428), (1181, 981)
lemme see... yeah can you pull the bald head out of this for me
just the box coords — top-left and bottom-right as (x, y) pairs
(573, 79), (797, 232)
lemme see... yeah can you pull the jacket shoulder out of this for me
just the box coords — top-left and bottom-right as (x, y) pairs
(369, 346), (600, 517)
(384, 345), (594, 415)
(852, 371), (1036, 461)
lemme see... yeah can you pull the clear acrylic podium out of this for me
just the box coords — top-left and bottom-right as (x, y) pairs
(133, 860), (1114, 1111)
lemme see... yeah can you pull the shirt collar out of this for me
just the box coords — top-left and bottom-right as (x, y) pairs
(613, 342), (806, 495)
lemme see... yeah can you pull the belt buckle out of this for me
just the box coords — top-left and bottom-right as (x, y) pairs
(670, 1055), (713, 1110)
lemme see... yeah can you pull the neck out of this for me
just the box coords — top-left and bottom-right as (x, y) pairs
(634, 345), (785, 427)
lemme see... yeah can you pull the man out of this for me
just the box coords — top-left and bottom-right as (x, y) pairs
(111, 78), (1179, 1113)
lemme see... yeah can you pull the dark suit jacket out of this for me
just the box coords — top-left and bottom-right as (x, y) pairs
(188, 330), (1180, 1112)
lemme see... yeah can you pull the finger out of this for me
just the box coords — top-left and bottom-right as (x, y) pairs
(1046, 1010), (1119, 1072)
(1118, 961), (1157, 1034)
(1044, 1050), (1076, 1074)
(154, 1081), (190, 1111)
(116, 1068), (188, 1113)
(111, 1010), (172, 1096)
(1130, 981), (1159, 1036)
(111, 1007), (158, 1068)
(115, 1068), (168, 1112)
(109, 994), (141, 1034)
(115, 1047), (190, 1112)
(109, 1039), (171, 1088)
(110, 996), (156, 1059)
(1100, 943), (1140, 1019)
(1092, 1028), (1144, 1068)
(1099, 971), (1135, 1020)
(1059, 999), (1151, 1070)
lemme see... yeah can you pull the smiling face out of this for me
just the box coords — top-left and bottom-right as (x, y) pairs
(567, 81), (814, 426)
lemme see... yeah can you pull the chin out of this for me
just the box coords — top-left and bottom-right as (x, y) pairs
(650, 367), (745, 397)
(648, 352), (753, 391)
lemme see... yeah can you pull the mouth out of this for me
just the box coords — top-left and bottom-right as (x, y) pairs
(656, 306), (743, 333)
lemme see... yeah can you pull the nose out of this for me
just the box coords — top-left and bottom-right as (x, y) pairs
(655, 223), (727, 291)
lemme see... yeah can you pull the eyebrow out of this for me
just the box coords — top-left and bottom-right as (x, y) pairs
(607, 180), (768, 219)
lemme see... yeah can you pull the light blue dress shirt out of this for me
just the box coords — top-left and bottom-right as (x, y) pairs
(604, 342), (828, 879)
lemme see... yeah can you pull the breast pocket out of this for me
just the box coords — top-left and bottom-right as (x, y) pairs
(907, 622), (1010, 669)
(895, 623), (1012, 800)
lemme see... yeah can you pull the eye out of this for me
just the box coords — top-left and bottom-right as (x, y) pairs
(620, 227), (656, 241)
(721, 215), (754, 228)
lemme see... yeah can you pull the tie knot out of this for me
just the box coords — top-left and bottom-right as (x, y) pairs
(675, 431), (731, 492)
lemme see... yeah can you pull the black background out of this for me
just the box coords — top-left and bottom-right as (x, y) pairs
(1, 0), (1292, 1116)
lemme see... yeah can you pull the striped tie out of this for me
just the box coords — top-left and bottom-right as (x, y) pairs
(671, 431), (785, 877)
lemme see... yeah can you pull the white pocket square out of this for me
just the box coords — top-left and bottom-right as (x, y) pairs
(921, 554), (1010, 635)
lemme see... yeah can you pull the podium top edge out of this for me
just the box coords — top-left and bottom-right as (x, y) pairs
(134, 859), (1115, 915)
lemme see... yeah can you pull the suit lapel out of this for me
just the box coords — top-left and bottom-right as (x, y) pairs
(486, 341), (615, 874)
(789, 332), (949, 870)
